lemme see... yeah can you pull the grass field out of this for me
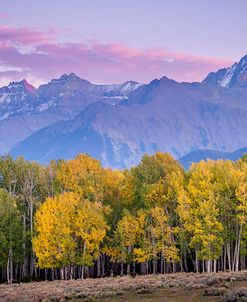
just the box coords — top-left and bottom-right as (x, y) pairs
(1, 271), (247, 302)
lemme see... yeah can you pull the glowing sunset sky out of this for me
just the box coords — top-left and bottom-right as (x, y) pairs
(0, 0), (246, 86)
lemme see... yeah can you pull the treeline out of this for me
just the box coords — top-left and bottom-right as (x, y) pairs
(1, 152), (247, 283)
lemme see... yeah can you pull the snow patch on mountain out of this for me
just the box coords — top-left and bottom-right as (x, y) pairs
(0, 74), (143, 153)
(203, 55), (247, 88)
(219, 64), (238, 87)
(37, 100), (55, 112)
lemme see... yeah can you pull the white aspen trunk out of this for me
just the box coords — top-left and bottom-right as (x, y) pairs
(81, 240), (87, 279)
(235, 225), (242, 272)
(195, 248), (199, 273)
(172, 261), (176, 273)
(227, 242), (231, 272)
(7, 256), (10, 284)
(213, 259), (217, 273)
(70, 266), (73, 279)
(60, 268), (64, 280)
(223, 245), (227, 271)
(206, 259), (211, 273)
(7, 248), (13, 284)
(202, 260), (205, 273)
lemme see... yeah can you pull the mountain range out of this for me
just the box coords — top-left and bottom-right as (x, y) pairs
(2, 55), (247, 168)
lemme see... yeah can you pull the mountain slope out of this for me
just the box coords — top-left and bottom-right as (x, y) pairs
(0, 74), (142, 153)
(7, 54), (247, 167)
(11, 72), (247, 168)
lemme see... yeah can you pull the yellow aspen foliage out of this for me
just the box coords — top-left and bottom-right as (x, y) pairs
(116, 210), (140, 247)
(133, 247), (149, 263)
(102, 168), (124, 206)
(108, 211), (141, 263)
(56, 154), (104, 201)
(149, 206), (179, 262)
(73, 200), (109, 266)
(186, 160), (224, 261)
(33, 192), (78, 268)
(235, 162), (247, 258)
(236, 162), (247, 225)
(33, 192), (108, 268)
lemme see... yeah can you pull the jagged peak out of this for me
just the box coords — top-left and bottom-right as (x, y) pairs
(160, 76), (178, 84)
(203, 53), (247, 88)
(20, 79), (36, 93)
(7, 79), (36, 93)
(239, 54), (247, 65)
(146, 76), (178, 88)
(53, 73), (91, 84)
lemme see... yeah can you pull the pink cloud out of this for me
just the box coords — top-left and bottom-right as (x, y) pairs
(0, 25), (233, 86)
(0, 14), (9, 19)
(0, 26), (59, 45)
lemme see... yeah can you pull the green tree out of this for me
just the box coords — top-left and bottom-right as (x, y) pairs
(0, 189), (22, 283)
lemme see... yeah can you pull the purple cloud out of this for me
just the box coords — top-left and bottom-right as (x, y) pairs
(0, 25), (59, 45)
(0, 14), (9, 19)
(0, 25), (233, 86)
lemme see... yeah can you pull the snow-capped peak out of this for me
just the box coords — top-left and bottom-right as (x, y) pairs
(203, 54), (247, 88)
(218, 63), (238, 87)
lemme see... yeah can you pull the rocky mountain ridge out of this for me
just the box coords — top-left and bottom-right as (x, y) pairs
(3, 54), (247, 168)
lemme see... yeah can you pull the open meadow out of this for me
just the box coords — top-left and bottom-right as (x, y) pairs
(2, 271), (247, 302)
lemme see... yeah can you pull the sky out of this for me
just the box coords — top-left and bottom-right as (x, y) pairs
(0, 0), (246, 86)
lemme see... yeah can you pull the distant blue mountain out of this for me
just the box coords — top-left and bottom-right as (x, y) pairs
(4, 54), (247, 168)
(180, 147), (247, 170)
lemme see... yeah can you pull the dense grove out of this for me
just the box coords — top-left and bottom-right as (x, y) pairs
(1, 152), (247, 283)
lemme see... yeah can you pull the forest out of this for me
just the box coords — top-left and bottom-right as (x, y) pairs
(1, 152), (247, 284)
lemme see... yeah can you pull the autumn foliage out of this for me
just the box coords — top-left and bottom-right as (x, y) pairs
(1, 152), (247, 282)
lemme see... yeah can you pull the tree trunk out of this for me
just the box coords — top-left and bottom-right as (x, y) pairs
(120, 262), (124, 276)
(133, 261), (136, 274)
(146, 261), (149, 274)
(7, 248), (13, 284)
(235, 225), (242, 272)
(60, 268), (64, 280)
(161, 252), (164, 274)
(195, 248), (199, 273)
(22, 213), (28, 279)
(127, 246), (131, 275)
(184, 250), (188, 272)
(227, 242), (232, 272)
(213, 259), (217, 273)
(101, 254), (105, 277)
(153, 258), (156, 274)
(97, 256), (101, 277)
